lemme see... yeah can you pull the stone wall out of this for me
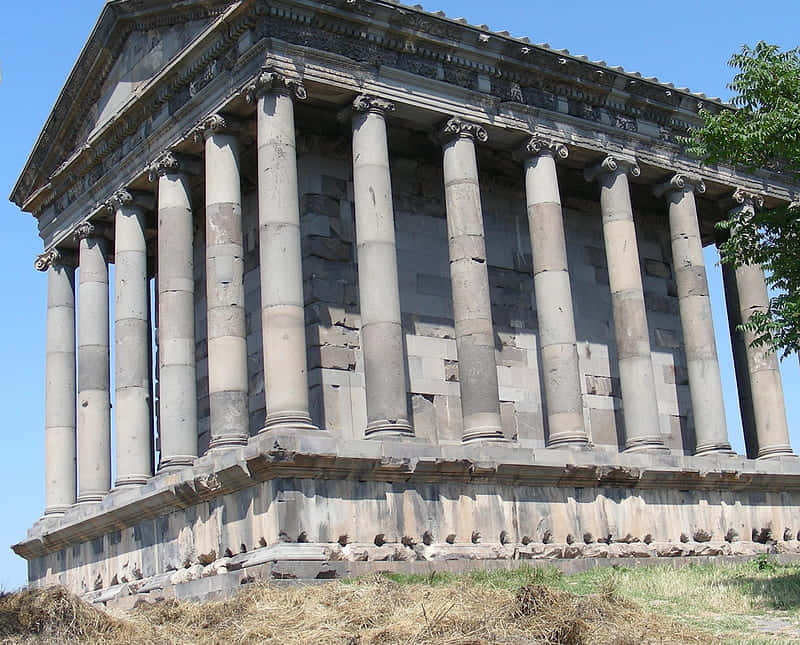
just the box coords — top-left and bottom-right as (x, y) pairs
(186, 124), (690, 454)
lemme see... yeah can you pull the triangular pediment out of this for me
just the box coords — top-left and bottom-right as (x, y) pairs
(12, 0), (235, 208)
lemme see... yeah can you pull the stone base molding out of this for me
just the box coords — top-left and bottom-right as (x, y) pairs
(16, 433), (800, 596)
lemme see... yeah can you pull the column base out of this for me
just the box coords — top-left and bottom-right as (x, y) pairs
(42, 506), (71, 518)
(757, 445), (796, 459)
(462, 427), (507, 444)
(623, 437), (669, 453)
(114, 475), (150, 488)
(365, 419), (414, 438)
(158, 455), (197, 471)
(261, 411), (318, 433)
(76, 493), (106, 505)
(208, 434), (249, 450)
(694, 442), (736, 457)
(547, 432), (591, 448)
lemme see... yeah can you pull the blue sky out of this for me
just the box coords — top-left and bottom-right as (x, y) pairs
(0, 0), (798, 589)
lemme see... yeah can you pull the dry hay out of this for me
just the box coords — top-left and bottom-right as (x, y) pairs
(1, 575), (709, 645)
(0, 586), (137, 644)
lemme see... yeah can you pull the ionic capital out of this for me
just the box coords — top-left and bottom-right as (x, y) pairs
(73, 221), (97, 243)
(102, 188), (154, 213)
(190, 113), (244, 143)
(726, 187), (765, 214)
(352, 94), (396, 115)
(243, 68), (307, 103)
(440, 116), (489, 144)
(520, 134), (569, 160)
(147, 151), (201, 182)
(584, 155), (640, 183)
(34, 249), (61, 272)
(653, 173), (706, 199)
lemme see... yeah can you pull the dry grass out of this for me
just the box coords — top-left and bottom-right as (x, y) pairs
(0, 573), (709, 645)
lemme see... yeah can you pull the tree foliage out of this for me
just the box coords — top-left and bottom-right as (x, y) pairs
(686, 42), (800, 358)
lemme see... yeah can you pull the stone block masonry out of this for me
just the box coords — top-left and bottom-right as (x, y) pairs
(14, 0), (798, 596)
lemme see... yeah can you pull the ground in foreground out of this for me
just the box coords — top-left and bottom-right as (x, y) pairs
(2, 557), (800, 644)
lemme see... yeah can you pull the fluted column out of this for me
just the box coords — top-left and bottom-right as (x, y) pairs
(108, 190), (153, 486)
(351, 94), (413, 437)
(150, 152), (199, 469)
(36, 249), (77, 515)
(654, 174), (731, 455)
(74, 222), (111, 503)
(585, 156), (665, 452)
(196, 115), (249, 448)
(246, 71), (317, 433)
(521, 136), (588, 447)
(725, 189), (793, 458)
(440, 117), (504, 442)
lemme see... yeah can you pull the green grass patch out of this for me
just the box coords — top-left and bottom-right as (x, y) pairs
(372, 558), (800, 643)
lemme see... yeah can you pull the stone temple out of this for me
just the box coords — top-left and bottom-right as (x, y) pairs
(10, 0), (800, 599)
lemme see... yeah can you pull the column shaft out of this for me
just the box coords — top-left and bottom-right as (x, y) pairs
(204, 126), (249, 448)
(720, 257), (758, 456)
(734, 262), (792, 457)
(257, 87), (316, 431)
(659, 177), (730, 454)
(441, 119), (503, 442)
(523, 142), (588, 446)
(113, 196), (152, 485)
(156, 166), (198, 467)
(38, 253), (77, 515)
(352, 96), (412, 436)
(588, 158), (665, 451)
(76, 226), (111, 502)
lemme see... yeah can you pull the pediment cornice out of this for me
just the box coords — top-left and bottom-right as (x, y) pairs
(12, 0), (799, 226)
(10, 0), (234, 210)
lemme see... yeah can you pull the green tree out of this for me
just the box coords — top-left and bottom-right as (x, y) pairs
(686, 41), (800, 358)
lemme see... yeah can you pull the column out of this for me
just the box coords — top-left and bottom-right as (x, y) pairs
(654, 174), (731, 455)
(351, 94), (412, 436)
(440, 117), (504, 442)
(150, 152), (199, 469)
(248, 71), (317, 432)
(35, 249), (77, 515)
(74, 222), (111, 503)
(585, 156), (665, 451)
(197, 114), (249, 448)
(109, 190), (153, 486)
(521, 136), (588, 447)
(725, 189), (793, 458)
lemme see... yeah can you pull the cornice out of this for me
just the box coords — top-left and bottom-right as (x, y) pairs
(10, 0), (234, 211)
(13, 0), (800, 239)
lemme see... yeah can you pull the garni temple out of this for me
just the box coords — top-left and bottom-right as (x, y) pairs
(10, 0), (800, 600)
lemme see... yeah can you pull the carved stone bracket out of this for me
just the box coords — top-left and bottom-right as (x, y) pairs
(147, 151), (202, 182)
(440, 116), (489, 144)
(242, 68), (308, 104)
(520, 134), (569, 160)
(352, 94), (396, 115)
(584, 155), (641, 183)
(653, 173), (707, 199)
